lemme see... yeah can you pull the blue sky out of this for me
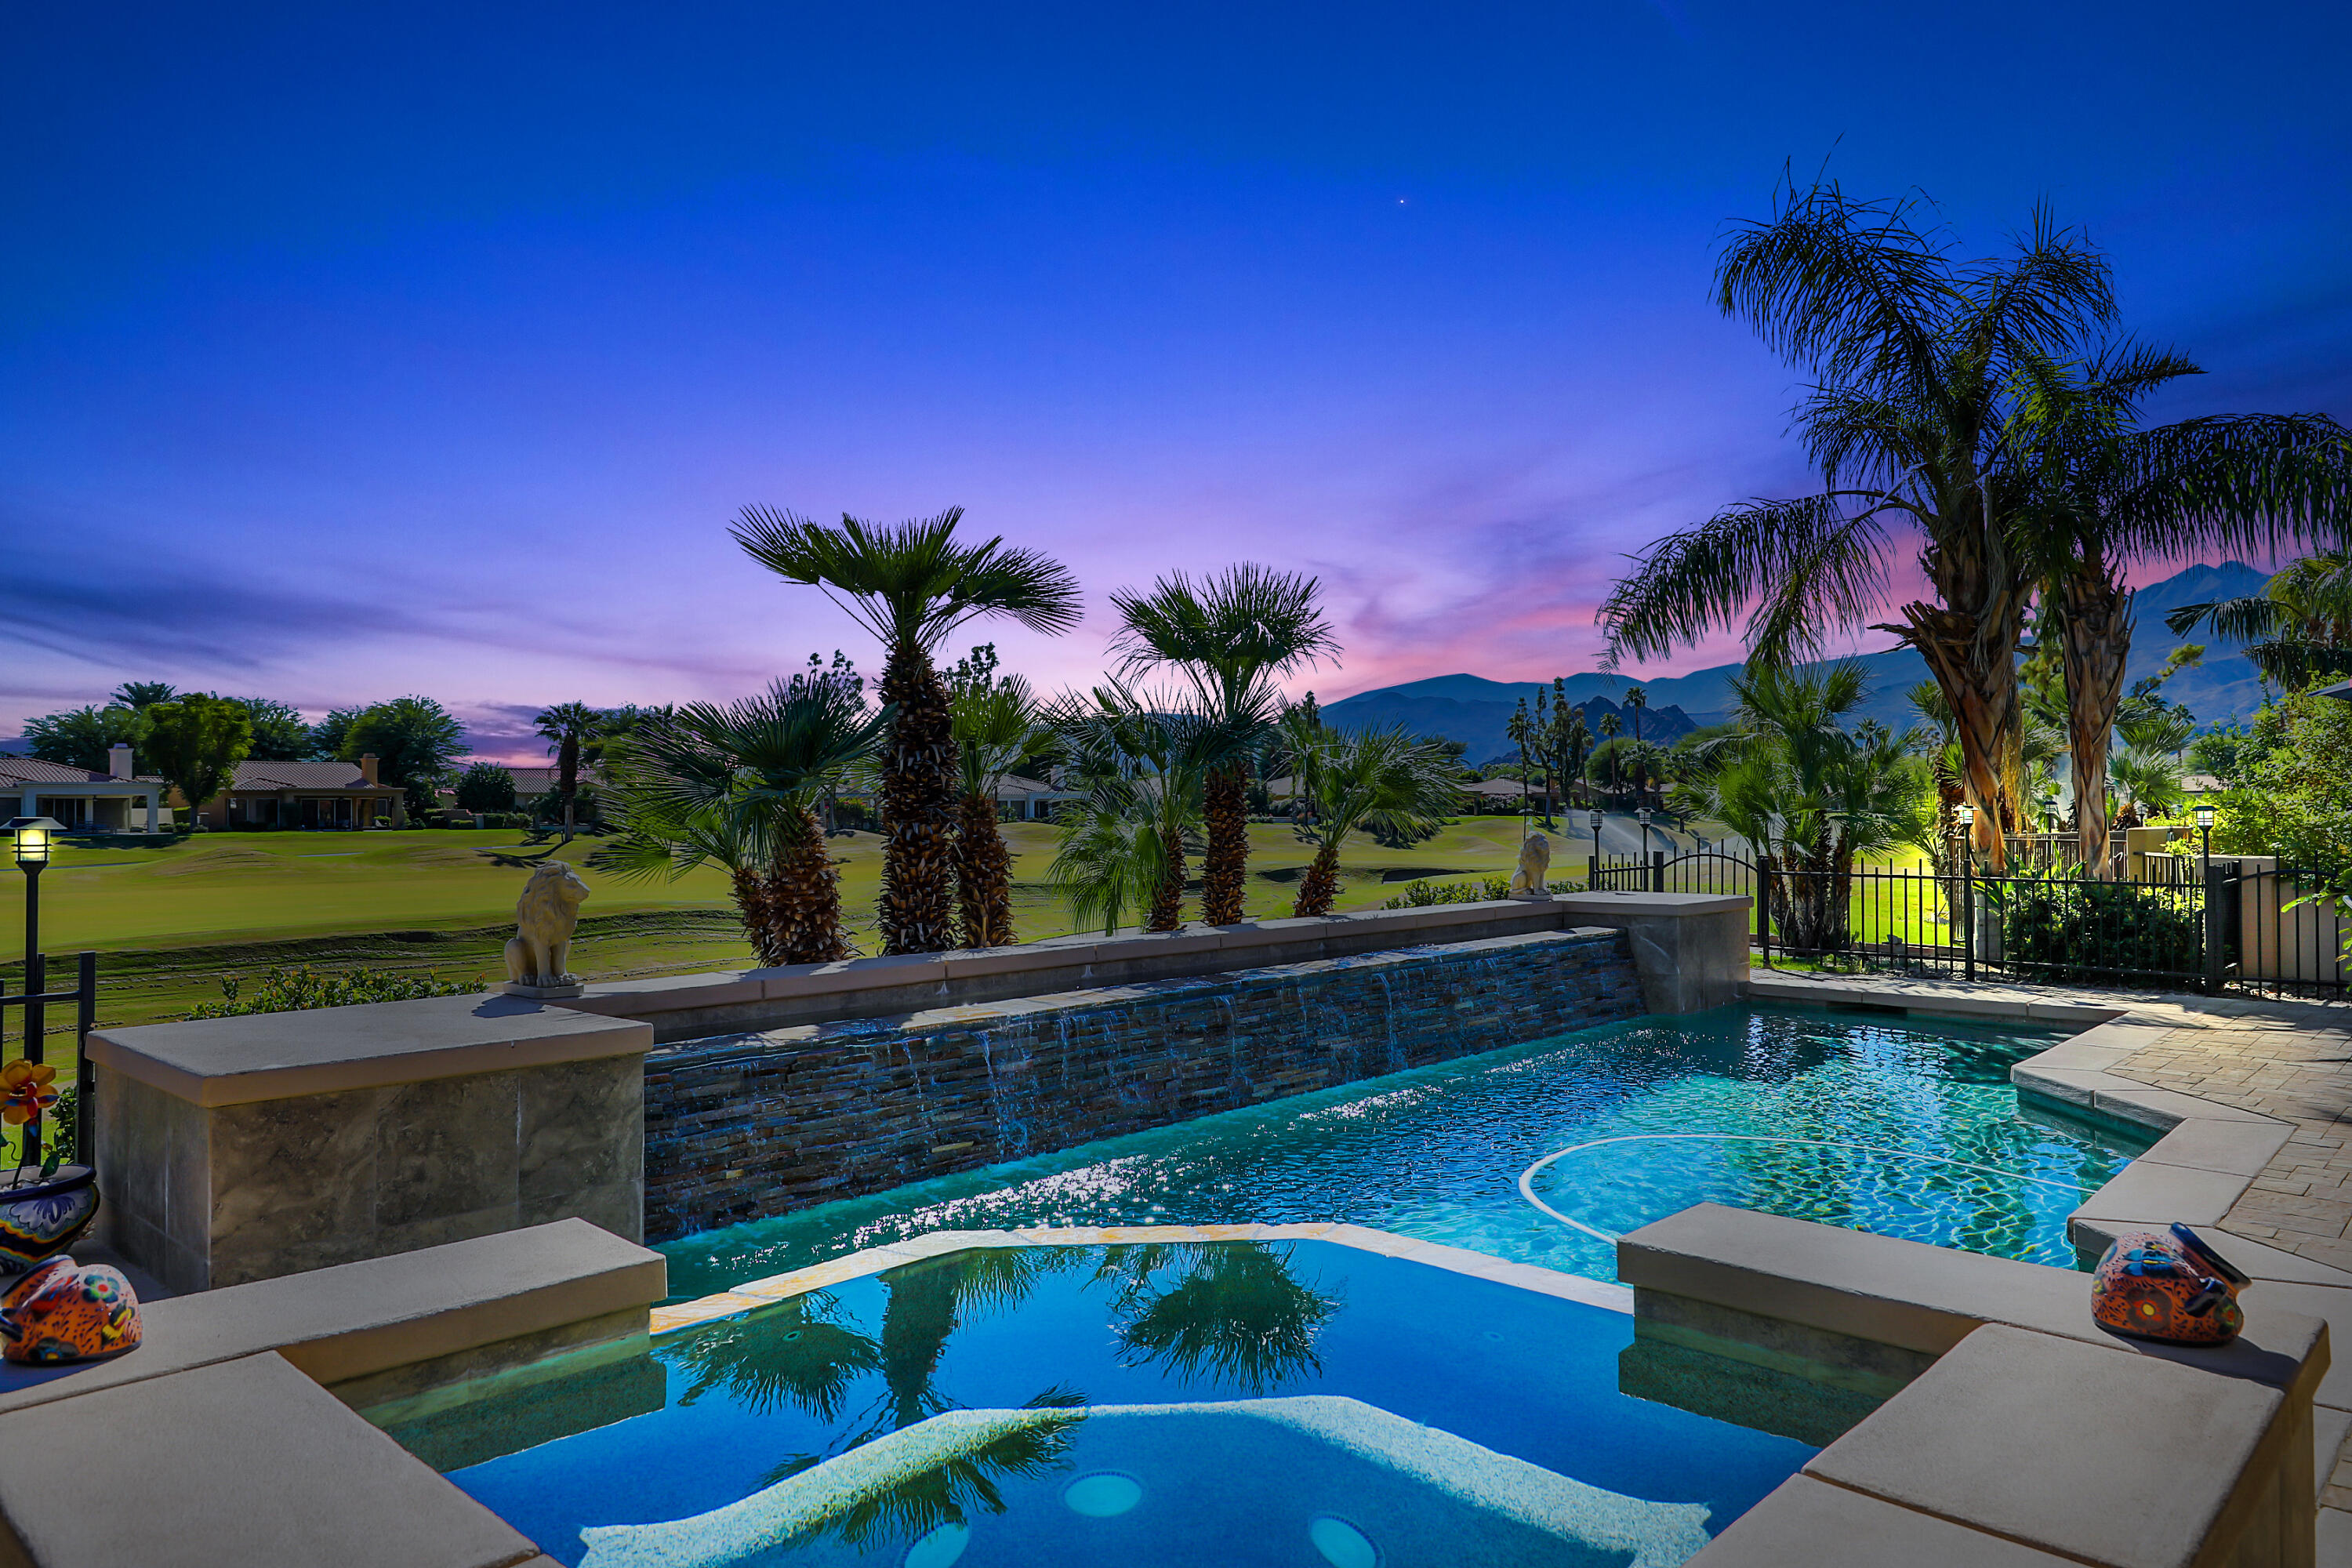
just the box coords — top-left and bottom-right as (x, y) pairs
(4, 3), (2347, 756)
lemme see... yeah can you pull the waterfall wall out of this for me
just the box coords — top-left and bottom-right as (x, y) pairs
(643, 927), (1642, 1241)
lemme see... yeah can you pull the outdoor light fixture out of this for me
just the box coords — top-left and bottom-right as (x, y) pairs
(1588, 808), (1603, 840)
(6, 816), (58, 870)
(1956, 804), (1976, 827)
(1636, 805), (1654, 862)
(2195, 804), (2216, 829)
(2195, 803), (2215, 871)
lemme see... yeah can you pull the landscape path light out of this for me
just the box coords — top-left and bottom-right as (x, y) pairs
(2195, 803), (2216, 872)
(4, 817), (64, 1169)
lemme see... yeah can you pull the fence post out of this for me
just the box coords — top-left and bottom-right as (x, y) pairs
(1651, 850), (1665, 893)
(2204, 863), (2228, 996)
(1588, 853), (1598, 891)
(75, 952), (96, 1166)
(1962, 862), (1976, 982)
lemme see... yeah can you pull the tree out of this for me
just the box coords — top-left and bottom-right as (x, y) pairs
(2169, 550), (2352, 690)
(111, 681), (176, 710)
(339, 696), (466, 817)
(947, 666), (1052, 949)
(596, 681), (889, 964)
(226, 698), (310, 761)
(1600, 184), (2122, 869)
(533, 702), (607, 844)
(2009, 339), (2352, 869)
(1109, 564), (1337, 925)
(21, 705), (140, 771)
(308, 706), (364, 762)
(1506, 698), (1534, 821)
(1595, 711), (1622, 800)
(1288, 726), (1462, 916)
(733, 506), (1082, 955)
(454, 762), (519, 815)
(1673, 663), (1926, 954)
(1052, 684), (1265, 932)
(141, 694), (253, 831)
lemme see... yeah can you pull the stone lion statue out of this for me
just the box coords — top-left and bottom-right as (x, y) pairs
(505, 859), (591, 989)
(1508, 831), (1552, 895)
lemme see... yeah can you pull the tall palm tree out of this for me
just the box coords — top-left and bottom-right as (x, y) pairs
(2009, 342), (2352, 868)
(949, 673), (1052, 948)
(533, 701), (606, 844)
(1599, 184), (2120, 869)
(1596, 711), (1622, 804)
(1051, 684), (1267, 932)
(2169, 550), (2352, 689)
(733, 507), (1082, 953)
(594, 681), (889, 964)
(1505, 697), (1534, 822)
(1289, 725), (1462, 916)
(1109, 565), (1337, 925)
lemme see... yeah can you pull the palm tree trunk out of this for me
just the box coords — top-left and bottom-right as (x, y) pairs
(730, 866), (789, 967)
(1896, 596), (2028, 869)
(1292, 842), (1342, 917)
(878, 642), (960, 954)
(1200, 763), (1249, 924)
(2060, 564), (2133, 877)
(558, 734), (579, 846)
(768, 804), (852, 964)
(955, 790), (1016, 948)
(1147, 828), (1186, 932)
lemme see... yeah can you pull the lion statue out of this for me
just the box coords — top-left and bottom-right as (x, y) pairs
(505, 859), (592, 990)
(1508, 831), (1552, 895)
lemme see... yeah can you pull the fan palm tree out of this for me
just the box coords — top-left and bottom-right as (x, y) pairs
(733, 507), (1082, 953)
(1599, 183), (2121, 869)
(1595, 711), (1622, 803)
(594, 680), (889, 964)
(533, 701), (606, 844)
(1051, 684), (1267, 931)
(1289, 725), (1462, 916)
(2168, 550), (2352, 690)
(1109, 565), (1338, 925)
(2008, 340), (2352, 869)
(1505, 697), (1534, 821)
(949, 673), (1052, 948)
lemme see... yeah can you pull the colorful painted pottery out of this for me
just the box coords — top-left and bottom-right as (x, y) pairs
(0, 1255), (142, 1364)
(0, 1164), (99, 1279)
(2090, 1223), (2251, 1346)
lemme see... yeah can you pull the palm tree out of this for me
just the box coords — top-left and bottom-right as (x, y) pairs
(1624, 686), (1649, 805)
(949, 673), (1052, 948)
(1109, 565), (1337, 926)
(733, 507), (1082, 954)
(1596, 711), (1622, 804)
(1599, 184), (2121, 869)
(533, 701), (607, 844)
(1051, 684), (1266, 932)
(594, 680), (888, 963)
(2007, 339), (2352, 869)
(2169, 550), (2352, 689)
(1505, 697), (1534, 822)
(1289, 725), (1462, 916)
(1674, 663), (1926, 954)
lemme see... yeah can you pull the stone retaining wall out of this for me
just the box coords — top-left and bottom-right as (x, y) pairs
(643, 927), (1642, 1240)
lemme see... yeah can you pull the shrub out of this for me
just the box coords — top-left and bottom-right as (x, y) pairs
(1995, 877), (2202, 984)
(187, 964), (485, 1018)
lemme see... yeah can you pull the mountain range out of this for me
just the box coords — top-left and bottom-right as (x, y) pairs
(1324, 560), (2272, 765)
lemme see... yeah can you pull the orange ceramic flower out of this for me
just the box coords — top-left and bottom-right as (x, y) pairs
(0, 1062), (58, 1127)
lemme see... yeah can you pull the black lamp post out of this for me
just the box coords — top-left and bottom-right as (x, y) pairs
(2195, 803), (2215, 873)
(1637, 805), (1653, 862)
(5, 816), (62, 1166)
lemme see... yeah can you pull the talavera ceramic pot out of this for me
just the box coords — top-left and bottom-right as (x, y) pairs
(0, 1165), (100, 1279)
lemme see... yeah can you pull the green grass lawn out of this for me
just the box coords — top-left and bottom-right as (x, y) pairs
(0, 818), (1549, 1038)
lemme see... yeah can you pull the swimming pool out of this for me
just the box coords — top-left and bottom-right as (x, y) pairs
(439, 1240), (1816, 1566)
(661, 1004), (2143, 1298)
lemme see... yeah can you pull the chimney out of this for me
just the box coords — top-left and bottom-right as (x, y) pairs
(109, 744), (133, 780)
(358, 753), (379, 785)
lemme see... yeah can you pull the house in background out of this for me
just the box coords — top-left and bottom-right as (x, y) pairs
(0, 746), (165, 831)
(200, 756), (405, 829)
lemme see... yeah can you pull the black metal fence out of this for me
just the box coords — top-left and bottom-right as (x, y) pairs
(1588, 848), (2347, 1000)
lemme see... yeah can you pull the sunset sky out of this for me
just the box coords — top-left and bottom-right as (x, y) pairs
(4, 4), (2347, 757)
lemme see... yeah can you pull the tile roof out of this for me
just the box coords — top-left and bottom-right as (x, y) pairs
(0, 753), (115, 785)
(229, 760), (394, 792)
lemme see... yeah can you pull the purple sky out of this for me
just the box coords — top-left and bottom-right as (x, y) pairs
(4, 5), (2347, 760)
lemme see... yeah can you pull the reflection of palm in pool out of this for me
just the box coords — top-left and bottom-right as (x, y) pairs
(1517, 1133), (2083, 1250)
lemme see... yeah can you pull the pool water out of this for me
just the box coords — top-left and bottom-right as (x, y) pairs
(443, 1240), (1817, 1566)
(662, 1004), (2143, 1298)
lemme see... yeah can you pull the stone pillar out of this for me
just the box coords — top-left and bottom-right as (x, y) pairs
(1548, 891), (1751, 1013)
(87, 993), (652, 1294)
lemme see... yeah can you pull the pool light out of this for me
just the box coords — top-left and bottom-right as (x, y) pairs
(1062, 1472), (1143, 1517)
(1308, 1514), (1381, 1568)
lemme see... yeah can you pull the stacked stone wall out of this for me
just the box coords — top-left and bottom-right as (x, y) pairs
(644, 928), (1642, 1240)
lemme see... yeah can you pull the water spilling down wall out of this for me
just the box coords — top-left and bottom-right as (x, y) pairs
(642, 927), (1643, 1241)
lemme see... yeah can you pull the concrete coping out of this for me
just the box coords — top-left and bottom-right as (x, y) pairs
(1743, 971), (2129, 1026)
(1618, 1203), (2327, 1401)
(0, 1218), (666, 1418)
(87, 992), (655, 1107)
